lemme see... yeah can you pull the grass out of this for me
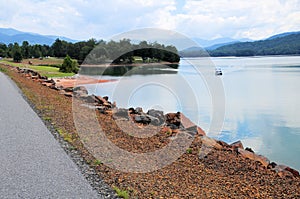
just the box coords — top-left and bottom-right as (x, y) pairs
(0, 58), (74, 78)
(43, 117), (52, 122)
(186, 148), (192, 154)
(55, 127), (73, 143)
(0, 67), (7, 73)
(93, 159), (102, 166)
(113, 186), (129, 199)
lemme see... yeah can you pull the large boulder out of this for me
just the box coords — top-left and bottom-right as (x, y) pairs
(113, 108), (129, 119)
(73, 86), (88, 97)
(230, 140), (244, 149)
(147, 109), (165, 125)
(180, 113), (206, 136)
(165, 112), (181, 128)
(237, 148), (270, 167)
(134, 114), (151, 125)
(201, 136), (223, 150)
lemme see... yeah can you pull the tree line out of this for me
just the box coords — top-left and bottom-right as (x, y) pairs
(0, 38), (180, 63)
(210, 33), (300, 57)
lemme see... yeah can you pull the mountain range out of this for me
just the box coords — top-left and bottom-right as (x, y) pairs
(0, 27), (252, 48)
(180, 31), (300, 57)
(0, 27), (299, 57)
(0, 28), (77, 45)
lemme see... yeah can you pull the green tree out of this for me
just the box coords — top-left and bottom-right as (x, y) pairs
(60, 55), (79, 73)
(12, 43), (23, 62)
(0, 43), (7, 57)
(21, 41), (30, 58)
(52, 38), (68, 57)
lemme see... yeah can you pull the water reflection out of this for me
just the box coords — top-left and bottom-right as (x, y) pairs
(79, 64), (179, 76)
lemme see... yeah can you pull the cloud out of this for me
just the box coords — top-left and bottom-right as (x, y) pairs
(0, 0), (299, 40)
(175, 0), (300, 39)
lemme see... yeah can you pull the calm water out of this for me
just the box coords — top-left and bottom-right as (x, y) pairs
(84, 56), (300, 170)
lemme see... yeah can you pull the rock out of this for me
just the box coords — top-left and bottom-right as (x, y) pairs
(31, 75), (39, 80)
(84, 95), (98, 103)
(146, 114), (161, 126)
(114, 108), (129, 118)
(256, 155), (270, 167)
(43, 79), (55, 84)
(217, 140), (231, 148)
(185, 126), (206, 136)
(50, 84), (59, 90)
(245, 147), (254, 153)
(42, 82), (54, 87)
(64, 87), (74, 92)
(180, 113), (206, 136)
(134, 115), (151, 124)
(64, 92), (73, 97)
(272, 164), (287, 172)
(230, 140), (244, 149)
(95, 96), (107, 104)
(128, 107), (137, 114)
(277, 170), (294, 178)
(147, 109), (164, 125)
(103, 102), (112, 108)
(272, 165), (296, 178)
(284, 167), (300, 177)
(97, 106), (108, 114)
(103, 96), (109, 101)
(237, 148), (270, 167)
(165, 112), (181, 128)
(135, 107), (143, 114)
(268, 162), (277, 169)
(73, 86), (88, 97)
(200, 136), (223, 150)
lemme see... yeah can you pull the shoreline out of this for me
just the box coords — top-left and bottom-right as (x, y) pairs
(80, 61), (179, 67)
(1, 63), (299, 198)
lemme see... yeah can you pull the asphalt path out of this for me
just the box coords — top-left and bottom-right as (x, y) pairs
(0, 72), (102, 198)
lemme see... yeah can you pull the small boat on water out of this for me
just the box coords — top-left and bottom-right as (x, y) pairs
(215, 68), (222, 76)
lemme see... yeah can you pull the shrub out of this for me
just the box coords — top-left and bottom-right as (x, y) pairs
(60, 55), (79, 73)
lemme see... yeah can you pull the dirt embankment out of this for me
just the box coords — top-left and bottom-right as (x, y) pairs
(1, 64), (299, 198)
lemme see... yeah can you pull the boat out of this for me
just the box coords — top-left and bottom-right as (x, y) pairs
(215, 68), (222, 76)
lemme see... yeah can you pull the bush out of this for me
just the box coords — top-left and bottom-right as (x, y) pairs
(60, 55), (79, 73)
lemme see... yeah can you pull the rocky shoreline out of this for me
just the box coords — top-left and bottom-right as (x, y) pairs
(1, 64), (299, 198)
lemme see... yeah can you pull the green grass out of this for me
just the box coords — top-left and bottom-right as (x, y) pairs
(93, 159), (102, 166)
(186, 148), (192, 154)
(43, 117), (52, 122)
(0, 67), (7, 73)
(0, 59), (75, 78)
(113, 186), (129, 199)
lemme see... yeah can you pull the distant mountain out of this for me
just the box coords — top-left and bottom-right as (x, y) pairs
(266, 31), (300, 40)
(192, 37), (252, 48)
(210, 32), (300, 56)
(0, 28), (24, 36)
(179, 37), (252, 57)
(0, 28), (77, 45)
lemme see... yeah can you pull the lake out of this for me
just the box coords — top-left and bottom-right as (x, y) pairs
(83, 56), (300, 171)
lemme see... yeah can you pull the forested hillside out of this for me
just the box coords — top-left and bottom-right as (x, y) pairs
(210, 33), (300, 56)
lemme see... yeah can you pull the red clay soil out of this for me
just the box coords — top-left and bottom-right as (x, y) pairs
(1, 64), (300, 198)
(54, 76), (115, 88)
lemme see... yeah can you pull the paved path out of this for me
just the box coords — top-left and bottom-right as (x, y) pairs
(0, 72), (101, 198)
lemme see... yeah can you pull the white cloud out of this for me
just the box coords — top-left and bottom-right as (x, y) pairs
(0, 0), (299, 40)
(176, 0), (300, 39)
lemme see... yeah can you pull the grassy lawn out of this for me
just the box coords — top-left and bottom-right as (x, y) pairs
(0, 58), (74, 78)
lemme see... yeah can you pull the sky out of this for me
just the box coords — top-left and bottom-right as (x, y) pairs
(0, 0), (299, 41)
